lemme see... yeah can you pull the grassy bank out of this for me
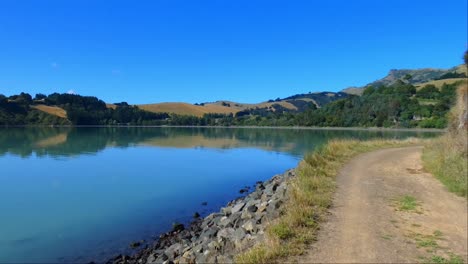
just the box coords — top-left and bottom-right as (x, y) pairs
(235, 138), (420, 263)
(422, 85), (467, 198)
(422, 133), (467, 198)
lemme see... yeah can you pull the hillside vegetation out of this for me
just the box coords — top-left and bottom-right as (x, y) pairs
(422, 84), (468, 197)
(1, 62), (464, 128)
(342, 64), (467, 95)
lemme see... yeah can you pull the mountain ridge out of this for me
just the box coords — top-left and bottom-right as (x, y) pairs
(342, 64), (466, 95)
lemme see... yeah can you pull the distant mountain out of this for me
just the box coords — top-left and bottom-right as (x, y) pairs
(342, 64), (467, 95)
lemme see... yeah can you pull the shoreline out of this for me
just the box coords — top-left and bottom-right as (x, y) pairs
(107, 169), (296, 264)
(0, 125), (445, 132)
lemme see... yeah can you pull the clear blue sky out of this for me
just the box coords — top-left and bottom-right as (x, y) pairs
(1, 0), (466, 104)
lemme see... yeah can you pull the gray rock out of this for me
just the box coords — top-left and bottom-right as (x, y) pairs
(200, 227), (219, 241)
(192, 243), (204, 254)
(146, 253), (157, 264)
(221, 206), (232, 216)
(233, 228), (246, 241)
(257, 202), (268, 212)
(207, 240), (221, 251)
(164, 243), (182, 258)
(217, 227), (235, 239)
(242, 220), (257, 233)
(249, 190), (262, 200)
(231, 202), (246, 214)
(247, 204), (258, 213)
(181, 250), (195, 263)
(241, 210), (253, 220)
(219, 216), (232, 227)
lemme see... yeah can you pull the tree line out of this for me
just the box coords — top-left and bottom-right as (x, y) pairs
(0, 80), (461, 128)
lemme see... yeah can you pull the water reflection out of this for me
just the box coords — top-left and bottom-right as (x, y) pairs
(0, 127), (439, 158)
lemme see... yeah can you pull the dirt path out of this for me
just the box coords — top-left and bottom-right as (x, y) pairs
(298, 146), (467, 263)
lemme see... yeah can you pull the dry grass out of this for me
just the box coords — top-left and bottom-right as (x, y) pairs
(138, 102), (240, 117)
(138, 100), (299, 117)
(235, 138), (420, 263)
(32, 105), (67, 118)
(422, 85), (467, 198)
(416, 79), (466, 90)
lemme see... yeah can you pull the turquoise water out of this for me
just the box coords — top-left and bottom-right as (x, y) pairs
(0, 127), (438, 263)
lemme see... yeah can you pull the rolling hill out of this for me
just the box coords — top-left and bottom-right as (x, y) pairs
(6, 64), (465, 123)
(137, 92), (348, 117)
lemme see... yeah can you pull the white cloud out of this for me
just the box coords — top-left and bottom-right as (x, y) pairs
(66, 89), (76, 95)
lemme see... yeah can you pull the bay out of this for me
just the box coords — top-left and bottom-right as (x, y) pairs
(0, 127), (438, 263)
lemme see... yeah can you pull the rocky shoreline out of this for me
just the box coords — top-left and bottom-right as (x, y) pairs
(108, 169), (296, 264)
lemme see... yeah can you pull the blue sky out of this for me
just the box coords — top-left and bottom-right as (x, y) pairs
(0, 0), (466, 104)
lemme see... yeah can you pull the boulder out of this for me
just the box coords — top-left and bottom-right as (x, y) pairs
(181, 251), (196, 263)
(164, 243), (182, 259)
(247, 205), (258, 213)
(257, 202), (268, 212)
(242, 220), (257, 233)
(221, 206), (232, 216)
(241, 210), (253, 220)
(129, 241), (141, 249)
(219, 216), (232, 227)
(171, 223), (185, 233)
(217, 227), (235, 239)
(231, 202), (246, 214)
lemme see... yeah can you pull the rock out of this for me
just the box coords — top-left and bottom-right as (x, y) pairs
(172, 223), (185, 232)
(195, 254), (207, 264)
(130, 241), (141, 249)
(181, 251), (196, 263)
(272, 182), (279, 192)
(200, 227), (219, 241)
(193, 212), (200, 218)
(257, 202), (268, 212)
(219, 216), (232, 227)
(257, 183), (265, 190)
(146, 254), (157, 264)
(221, 206), (232, 216)
(165, 243), (182, 259)
(207, 240), (221, 251)
(192, 244), (204, 253)
(231, 202), (246, 214)
(242, 220), (257, 233)
(201, 202), (208, 206)
(247, 205), (258, 213)
(233, 228), (246, 241)
(201, 249), (217, 264)
(217, 227), (235, 239)
(239, 189), (246, 194)
(249, 190), (262, 200)
(255, 213), (264, 224)
(269, 199), (283, 210)
(230, 212), (243, 228)
(241, 210), (253, 220)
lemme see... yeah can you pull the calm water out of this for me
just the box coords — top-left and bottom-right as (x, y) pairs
(0, 127), (438, 263)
